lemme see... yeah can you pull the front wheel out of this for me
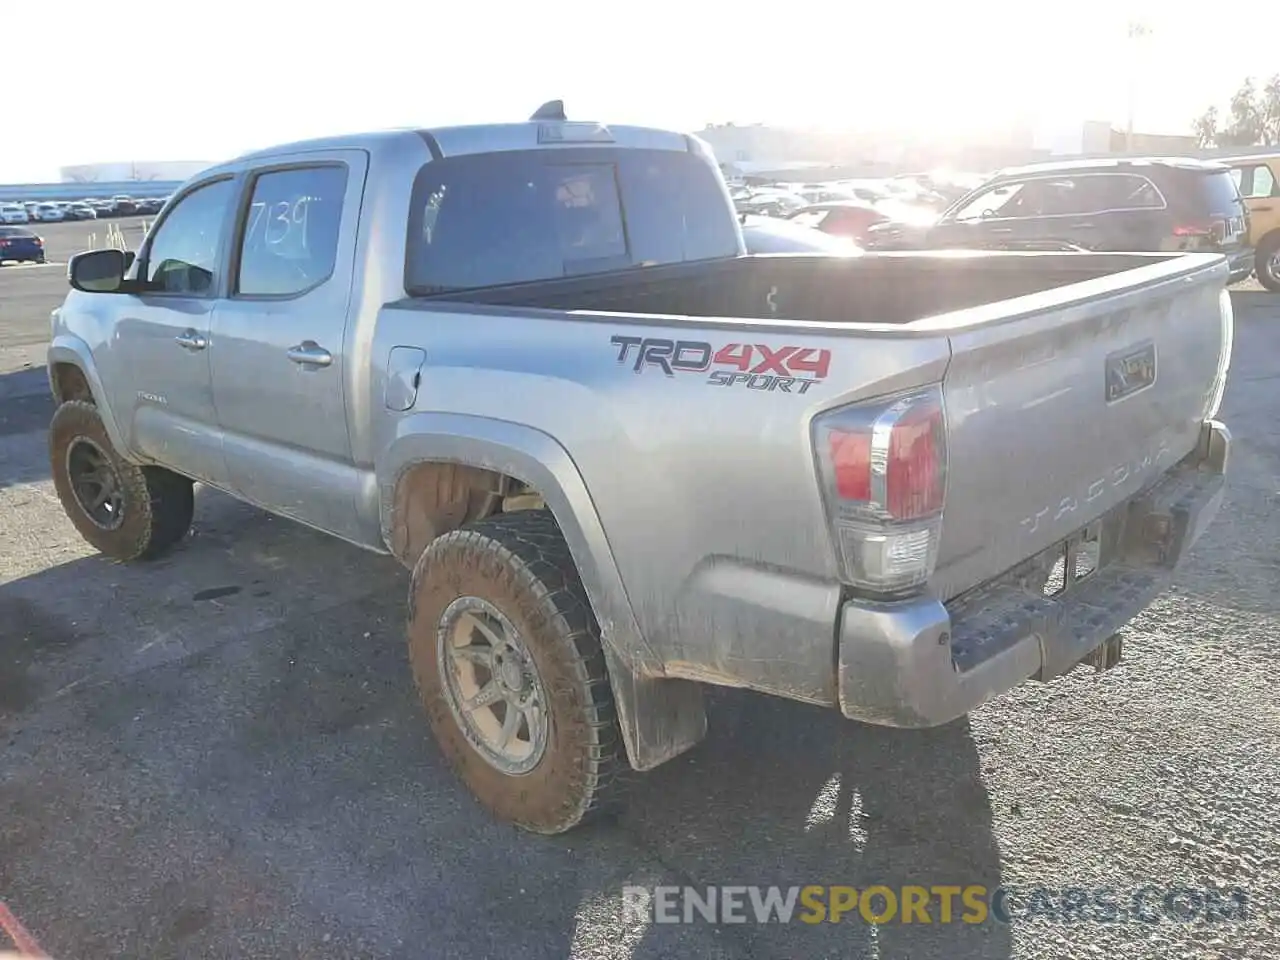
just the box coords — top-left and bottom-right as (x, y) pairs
(49, 401), (195, 562)
(407, 509), (628, 834)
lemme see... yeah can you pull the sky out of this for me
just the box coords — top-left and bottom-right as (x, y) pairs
(2, 0), (1275, 183)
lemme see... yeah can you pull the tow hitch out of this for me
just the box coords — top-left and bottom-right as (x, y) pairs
(1082, 632), (1124, 673)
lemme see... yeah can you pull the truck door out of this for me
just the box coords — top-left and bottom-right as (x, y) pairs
(209, 150), (369, 541)
(101, 175), (239, 486)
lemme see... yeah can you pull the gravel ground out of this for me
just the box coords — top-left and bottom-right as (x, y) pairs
(0, 223), (1277, 959)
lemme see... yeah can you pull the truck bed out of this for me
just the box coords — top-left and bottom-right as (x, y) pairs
(418, 250), (1182, 326)
(376, 247), (1230, 715)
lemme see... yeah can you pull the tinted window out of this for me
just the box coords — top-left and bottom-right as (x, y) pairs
(0, 227), (35, 238)
(236, 165), (348, 296)
(1067, 174), (1164, 212)
(144, 178), (235, 295)
(1191, 170), (1244, 214)
(950, 181), (1029, 221)
(406, 149), (740, 293)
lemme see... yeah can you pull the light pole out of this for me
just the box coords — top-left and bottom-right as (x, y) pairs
(1125, 21), (1151, 153)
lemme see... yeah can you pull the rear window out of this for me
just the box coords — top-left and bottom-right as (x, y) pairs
(405, 148), (741, 293)
(0, 227), (34, 238)
(1187, 170), (1243, 214)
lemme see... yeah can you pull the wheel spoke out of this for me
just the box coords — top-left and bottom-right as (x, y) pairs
(466, 612), (506, 649)
(452, 643), (491, 667)
(85, 485), (111, 511)
(496, 705), (522, 750)
(465, 681), (503, 711)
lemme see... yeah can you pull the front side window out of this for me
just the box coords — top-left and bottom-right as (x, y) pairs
(1256, 165), (1278, 198)
(1234, 164), (1278, 199)
(235, 165), (348, 297)
(143, 178), (235, 295)
(949, 181), (1029, 221)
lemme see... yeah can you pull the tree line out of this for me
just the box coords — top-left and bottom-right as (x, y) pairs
(1192, 75), (1280, 148)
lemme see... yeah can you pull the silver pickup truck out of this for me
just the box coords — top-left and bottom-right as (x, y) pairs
(49, 104), (1232, 835)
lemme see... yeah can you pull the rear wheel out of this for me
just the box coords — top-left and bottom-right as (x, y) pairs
(407, 509), (627, 834)
(1256, 233), (1280, 293)
(49, 401), (194, 562)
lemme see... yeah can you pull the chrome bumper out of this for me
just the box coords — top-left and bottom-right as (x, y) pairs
(835, 420), (1230, 728)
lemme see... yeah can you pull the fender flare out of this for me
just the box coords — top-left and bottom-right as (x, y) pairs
(377, 413), (706, 771)
(46, 336), (134, 458)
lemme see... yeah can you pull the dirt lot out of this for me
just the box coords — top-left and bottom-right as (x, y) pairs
(2, 220), (1278, 959)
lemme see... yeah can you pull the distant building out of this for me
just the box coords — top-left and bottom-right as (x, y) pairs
(1034, 121), (1197, 157)
(58, 160), (215, 183)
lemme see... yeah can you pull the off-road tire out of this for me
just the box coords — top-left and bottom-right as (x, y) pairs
(407, 509), (628, 834)
(49, 400), (194, 562)
(1256, 233), (1280, 293)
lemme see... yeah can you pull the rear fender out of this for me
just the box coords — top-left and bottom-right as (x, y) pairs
(377, 413), (707, 771)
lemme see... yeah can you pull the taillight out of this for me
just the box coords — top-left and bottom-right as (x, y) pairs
(813, 386), (947, 597)
(1173, 222), (1216, 240)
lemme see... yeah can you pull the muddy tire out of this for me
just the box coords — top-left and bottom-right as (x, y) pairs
(49, 401), (194, 562)
(1256, 233), (1280, 293)
(407, 509), (627, 834)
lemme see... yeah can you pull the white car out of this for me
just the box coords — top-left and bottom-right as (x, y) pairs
(0, 203), (29, 224)
(33, 203), (65, 222)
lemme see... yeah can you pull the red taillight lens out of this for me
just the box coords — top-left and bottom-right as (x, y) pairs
(1173, 223), (1213, 237)
(886, 401), (944, 520)
(829, 429), (872, 500)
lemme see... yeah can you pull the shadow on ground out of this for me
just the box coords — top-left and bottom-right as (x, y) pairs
(0, 366), (53, 490)
(0, 484), (1010, 960)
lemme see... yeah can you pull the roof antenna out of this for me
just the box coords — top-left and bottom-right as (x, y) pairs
(530, 100), (566, 121)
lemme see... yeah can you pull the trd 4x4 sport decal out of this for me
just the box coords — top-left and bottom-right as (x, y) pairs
(609, 336), (831, 394)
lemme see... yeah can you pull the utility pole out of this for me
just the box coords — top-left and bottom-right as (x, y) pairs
(1126, 21), (1151, 153)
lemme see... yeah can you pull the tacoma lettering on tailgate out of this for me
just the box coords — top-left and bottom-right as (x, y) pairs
(609, 336), (831, 394)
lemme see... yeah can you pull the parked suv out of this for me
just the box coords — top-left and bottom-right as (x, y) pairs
(1227, 152), (1280, 291)
(867, 157), (1255, 283)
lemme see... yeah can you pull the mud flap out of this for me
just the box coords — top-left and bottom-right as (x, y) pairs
(602, 644), (707, 772)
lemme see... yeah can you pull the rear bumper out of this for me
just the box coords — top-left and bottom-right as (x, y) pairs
(1227, 248), (1255, 283)
(835, 419), (1229, 727)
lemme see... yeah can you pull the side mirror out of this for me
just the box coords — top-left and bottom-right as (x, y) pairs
(68, 249), (128, 293)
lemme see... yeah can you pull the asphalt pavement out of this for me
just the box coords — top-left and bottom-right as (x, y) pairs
(1, 220), (1278, 960)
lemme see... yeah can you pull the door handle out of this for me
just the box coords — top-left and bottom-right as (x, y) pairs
(1254, 205), (1273, 212)
(174, 329), (208, 351)
(988, 227), (1014, 234)
(1070, 222), (1096, 229)
(286, 341), (333, 367)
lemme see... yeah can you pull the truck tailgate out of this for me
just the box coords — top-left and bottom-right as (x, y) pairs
(931, 256), (1231, 601)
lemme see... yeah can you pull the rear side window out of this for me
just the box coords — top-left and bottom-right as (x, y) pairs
(405, 148), (741, 293)
(235, 165), (348, 297)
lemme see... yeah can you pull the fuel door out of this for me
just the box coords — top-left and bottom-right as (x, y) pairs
(384, 346), (427, 411)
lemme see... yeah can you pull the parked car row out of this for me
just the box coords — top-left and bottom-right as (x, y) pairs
(737, 154), (1277, 291)
(0, 194), (169, 224)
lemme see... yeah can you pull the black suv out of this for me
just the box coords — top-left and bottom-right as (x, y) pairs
(866, 157), (1255, 283)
